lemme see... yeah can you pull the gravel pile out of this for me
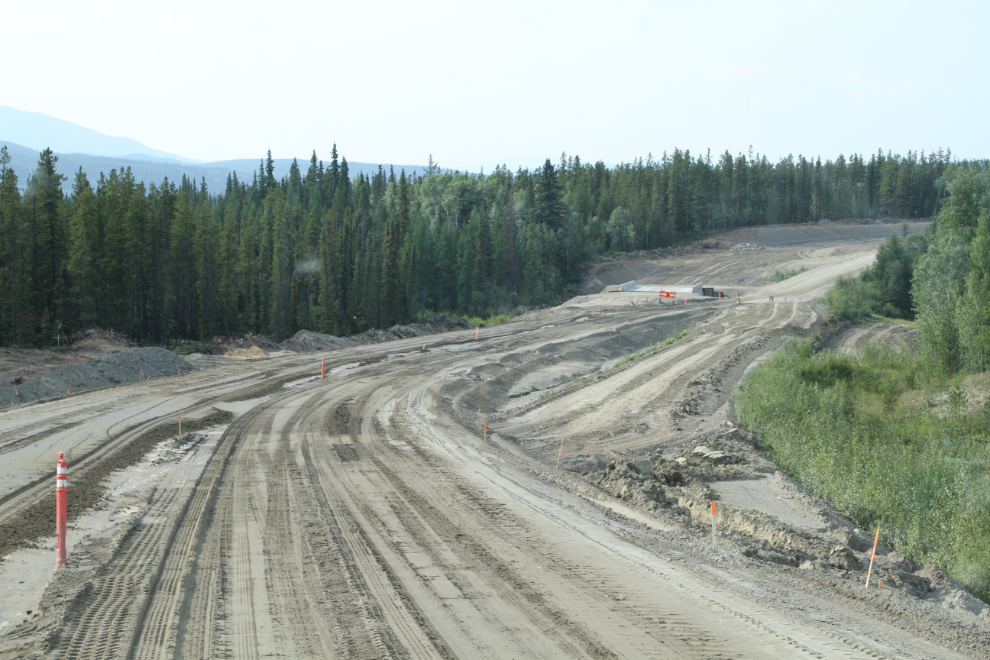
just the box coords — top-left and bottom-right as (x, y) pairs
(730, 243), (764, 252)
(279, 313), (473, 353)
(0, 348), (196, 406)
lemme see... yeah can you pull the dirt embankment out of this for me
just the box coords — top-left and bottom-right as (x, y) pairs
(0, 348), (196, 408)
(196, 312), (472, 358)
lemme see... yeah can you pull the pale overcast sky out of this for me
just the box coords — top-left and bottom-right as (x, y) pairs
(4, 0), (987, 168)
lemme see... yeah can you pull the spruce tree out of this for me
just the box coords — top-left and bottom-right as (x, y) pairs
(958, 213), (990, 371)
(28, 149), (67, 338)
(535, 159), (567, 231)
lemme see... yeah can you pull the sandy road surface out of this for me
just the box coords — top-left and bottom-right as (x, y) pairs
(2, 222), (987, 659)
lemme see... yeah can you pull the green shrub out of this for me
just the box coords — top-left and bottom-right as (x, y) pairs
(736, 338), (990, 602)
(824, 276), (882, 321)
(462, 310), (519, 328)
(772, 266), (809, 282)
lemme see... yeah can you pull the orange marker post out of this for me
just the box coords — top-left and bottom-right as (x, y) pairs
(431, 391), (434, 408)
(711, 501), (718, 551)
(483, 421), (487, 445)
(555, 437), (565, 470)
(56, 452), (68, 568)
(321, 356), (325, 380)
(865, 528), (880, 588)
(476, 327), (479, 340)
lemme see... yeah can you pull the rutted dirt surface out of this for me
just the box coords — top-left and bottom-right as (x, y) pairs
(0, 409), (233, 560)
(3, 221), (989, 659)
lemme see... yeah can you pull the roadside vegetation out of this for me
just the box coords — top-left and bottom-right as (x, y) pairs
(736, 338), (990, 601)
(738, 168), (990, 602)
(771, 266), (808, 282)
(461, 310), (519, 328)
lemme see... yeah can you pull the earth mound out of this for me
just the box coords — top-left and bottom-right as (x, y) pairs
(0, 347), (196, 407)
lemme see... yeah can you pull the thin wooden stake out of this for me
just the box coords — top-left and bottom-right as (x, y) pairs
(865, 528), (880, 588)
(555, 436), (565, 470)
(711, 501), (718, 551)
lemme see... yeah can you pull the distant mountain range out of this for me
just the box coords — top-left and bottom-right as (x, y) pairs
(0, 105), (201, 164)
(0, 105), (431, 192)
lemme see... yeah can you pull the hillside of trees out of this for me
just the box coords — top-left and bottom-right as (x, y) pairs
(0, 143), (982, 348)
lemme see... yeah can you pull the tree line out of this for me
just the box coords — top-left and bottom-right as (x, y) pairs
(0, 143), (982, 347)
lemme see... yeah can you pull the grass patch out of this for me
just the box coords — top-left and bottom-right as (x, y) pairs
(735, 337), (990, 602)
(462, 310), (519, 328)
(615, 327), (691, 368)
(771, 266), (808, 282)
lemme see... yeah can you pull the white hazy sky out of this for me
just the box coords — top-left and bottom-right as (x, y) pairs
(4, 0), (987, 168)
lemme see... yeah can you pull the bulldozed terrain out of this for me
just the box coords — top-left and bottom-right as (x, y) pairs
(2, 221), (988, 659)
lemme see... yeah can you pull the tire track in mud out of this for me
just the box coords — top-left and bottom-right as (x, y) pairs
(54, 483), (188, 660)
(157, 378), (445, 659)
(322, 383), (580, 658)
(310, 386), (449, 659)
(245, 394), (325, 658)
(366, 452), (615, 658)
(0, 420), (83, 457)
(122, 403), (271, 660)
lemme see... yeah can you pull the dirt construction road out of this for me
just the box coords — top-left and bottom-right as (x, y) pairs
(2, 222), (988, 659)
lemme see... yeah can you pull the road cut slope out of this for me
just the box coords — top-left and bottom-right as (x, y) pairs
(2, 221), (988, 659)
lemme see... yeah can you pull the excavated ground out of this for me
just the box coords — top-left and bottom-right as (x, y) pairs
(2, 220), (989, 660)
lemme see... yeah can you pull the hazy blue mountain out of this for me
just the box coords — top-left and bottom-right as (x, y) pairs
(0, 106), (439, 191)
(0, 105), (200, 164)
(1, 141), (429, 193)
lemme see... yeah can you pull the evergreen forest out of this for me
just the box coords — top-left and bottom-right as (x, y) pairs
(0, 144), (981, 347)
